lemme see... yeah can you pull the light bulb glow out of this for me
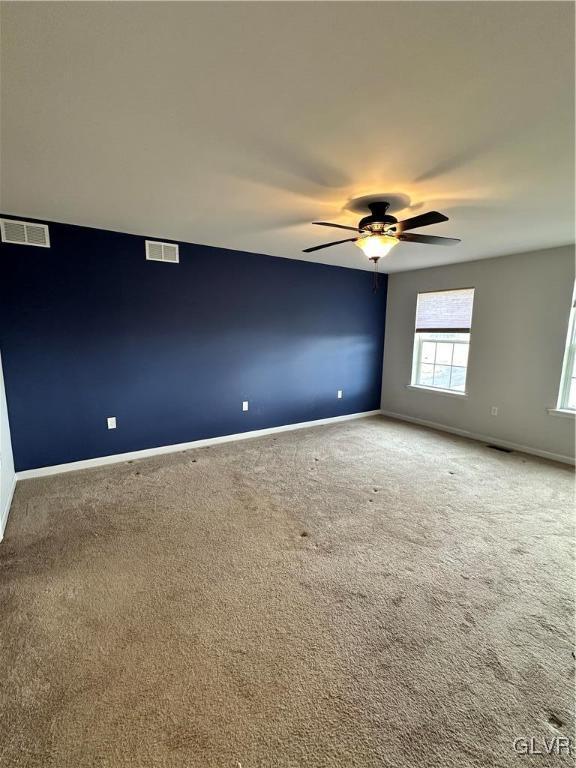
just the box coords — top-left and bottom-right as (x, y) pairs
(354, 234), (398, 259)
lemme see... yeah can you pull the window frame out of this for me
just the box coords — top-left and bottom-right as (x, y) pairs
(557, 289), (576, 412)
(410, 287), (475, 396)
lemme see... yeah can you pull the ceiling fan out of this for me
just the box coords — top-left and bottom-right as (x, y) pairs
(303, 201), (461, 265)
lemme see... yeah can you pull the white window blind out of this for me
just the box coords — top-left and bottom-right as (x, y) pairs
(415, 288), (475, 333)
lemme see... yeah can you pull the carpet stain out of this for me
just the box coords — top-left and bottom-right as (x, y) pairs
(548, 714), (564, 729)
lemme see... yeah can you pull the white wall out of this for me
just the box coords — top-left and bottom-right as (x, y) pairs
(0, 351), (16, 538)
(381, 245), (575, 462)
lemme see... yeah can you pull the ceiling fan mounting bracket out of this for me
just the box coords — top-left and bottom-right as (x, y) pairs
(368, 201), (390, 216)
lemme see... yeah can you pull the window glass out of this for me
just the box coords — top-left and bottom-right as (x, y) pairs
(421, 341), (436, 364)
(452, 344), (469, 368)
(568, 379), (576, 410)
(435, 343), (453, 366)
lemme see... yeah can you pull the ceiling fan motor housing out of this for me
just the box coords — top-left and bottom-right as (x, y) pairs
(358, 202), (398, 233)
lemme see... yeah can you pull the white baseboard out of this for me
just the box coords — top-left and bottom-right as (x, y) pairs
(0, 474), (17, 541)
(16, 410), (382, 480)
(380, 409), (575, 466)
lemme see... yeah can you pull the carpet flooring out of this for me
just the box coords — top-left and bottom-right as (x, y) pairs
(0, 416), (574, 767)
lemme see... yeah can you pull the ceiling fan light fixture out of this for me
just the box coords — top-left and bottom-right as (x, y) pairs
(354, 234), (398, 260)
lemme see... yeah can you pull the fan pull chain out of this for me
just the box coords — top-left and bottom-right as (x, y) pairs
(371, 257), (380, 293)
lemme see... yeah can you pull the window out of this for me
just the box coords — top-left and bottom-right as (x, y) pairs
(557, 288), (576, 411)
(411, 288), (475, 394)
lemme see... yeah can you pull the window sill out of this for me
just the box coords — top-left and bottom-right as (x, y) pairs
(547, 407), (575, 419)
(406, 384), (468, 399)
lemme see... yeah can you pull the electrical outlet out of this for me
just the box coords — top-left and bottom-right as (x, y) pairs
(491, 406), (498, 416)
(337, 390), (343, 399)
(107, 417), (117, 429)
(242, 401), (249, 412)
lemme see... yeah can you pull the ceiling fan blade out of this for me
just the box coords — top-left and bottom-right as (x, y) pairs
(303, 237), (358, 253)
(396, 211), (449, 232)
(313, 222), (359, 232)
(399, 233), (461, 246)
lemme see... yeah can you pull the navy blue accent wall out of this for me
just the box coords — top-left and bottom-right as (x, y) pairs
(0, 217), (386, 471)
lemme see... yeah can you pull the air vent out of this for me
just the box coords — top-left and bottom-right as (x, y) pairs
(0, 219), (50, 247)
(145, 240), (179, 263)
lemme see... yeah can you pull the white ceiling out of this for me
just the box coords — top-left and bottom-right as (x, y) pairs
(1, 1), (573, 272)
